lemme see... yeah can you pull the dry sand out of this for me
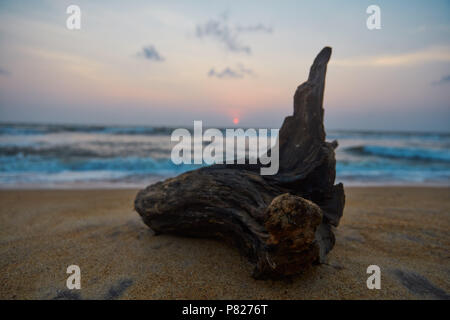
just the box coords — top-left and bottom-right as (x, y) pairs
(0, 187), (449, 300)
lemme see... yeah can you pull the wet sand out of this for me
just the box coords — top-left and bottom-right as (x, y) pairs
(0, 187), (449, 299)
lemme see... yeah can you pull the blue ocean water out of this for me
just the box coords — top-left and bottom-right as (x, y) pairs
(0, 123), (449, 188)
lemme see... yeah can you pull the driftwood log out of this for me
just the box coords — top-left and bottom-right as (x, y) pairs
(135, 47), (345, 279)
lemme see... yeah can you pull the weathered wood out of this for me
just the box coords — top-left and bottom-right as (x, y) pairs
(134, 47), (345, 279)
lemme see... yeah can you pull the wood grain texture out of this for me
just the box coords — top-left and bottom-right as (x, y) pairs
(134, 47), (345, 279)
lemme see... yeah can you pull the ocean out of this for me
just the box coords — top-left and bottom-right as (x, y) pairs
(0, 123), (449, 188)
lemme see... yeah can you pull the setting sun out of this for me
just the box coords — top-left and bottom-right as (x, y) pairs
(233, 117), (239, 125)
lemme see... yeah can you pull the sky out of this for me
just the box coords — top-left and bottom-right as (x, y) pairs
(0, 0), (449, 131)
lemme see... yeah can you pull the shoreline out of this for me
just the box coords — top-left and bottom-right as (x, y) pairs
(0, 187), (449, 299)
(1, 181), (449, 190)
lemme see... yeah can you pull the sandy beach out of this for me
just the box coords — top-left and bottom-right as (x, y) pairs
(0, 187), (449, 300)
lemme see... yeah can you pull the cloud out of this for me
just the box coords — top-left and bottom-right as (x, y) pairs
(235, 24), (273, 33)
(333, 46), (450, 67)
(0, 67), (10, 76)
(236, 63), (255, 76)
(196, 14), (273, 54)
(208, 64), (254, 79)
(196, 19), (250, 54)
(208, 67), (242, 78)
(432, 75), (450, 86)
(138, 45), (165, 61)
